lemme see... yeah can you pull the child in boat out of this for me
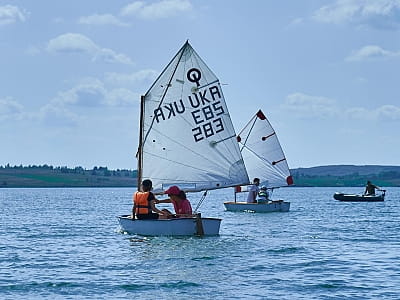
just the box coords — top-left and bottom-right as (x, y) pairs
(132, 179), (165, 219)
(256, 186), (269, 204)
(155, 185), (193, 218)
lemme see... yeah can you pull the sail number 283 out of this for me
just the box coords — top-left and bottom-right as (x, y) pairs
(191, 102), (225, 142)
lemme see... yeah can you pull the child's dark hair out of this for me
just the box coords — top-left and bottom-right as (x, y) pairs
(142, 179), (152, 191)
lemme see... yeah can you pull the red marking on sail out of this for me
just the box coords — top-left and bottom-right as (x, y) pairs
(286, 175), (294, 185)
(256, 110), (266, 120)
(235, 185), (241, 193)
(262, 132), (276, 141)
(237, 135), (241, 143)
(272, 158), (286, 165)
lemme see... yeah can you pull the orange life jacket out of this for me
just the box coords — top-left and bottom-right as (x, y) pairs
(134, 191), (152, 215)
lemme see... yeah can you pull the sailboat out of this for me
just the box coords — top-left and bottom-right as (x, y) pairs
(118, 41), (249, 236)
(224, 110), (294, 212)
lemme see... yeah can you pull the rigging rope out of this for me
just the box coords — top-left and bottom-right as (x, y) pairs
(194, 190), (208, 213)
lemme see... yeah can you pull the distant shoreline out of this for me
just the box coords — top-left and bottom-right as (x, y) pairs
(0, 165), (137, 188)
(1, 164), (399, 188)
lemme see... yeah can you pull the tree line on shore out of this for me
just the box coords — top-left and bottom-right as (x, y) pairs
(0, 164), (137, 188)
(0, 164), (137, 177)
(1, 164), (399, 187)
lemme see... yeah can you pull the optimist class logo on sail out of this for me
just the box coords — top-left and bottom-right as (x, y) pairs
(153, 68), (226, 142)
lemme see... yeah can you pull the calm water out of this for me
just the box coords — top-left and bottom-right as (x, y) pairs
(1, 187), (400, 299)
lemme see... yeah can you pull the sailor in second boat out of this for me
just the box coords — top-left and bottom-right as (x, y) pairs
(256, 186), (270, 204)
(132, 179), (165, 220)
(247, 178), (260, 203)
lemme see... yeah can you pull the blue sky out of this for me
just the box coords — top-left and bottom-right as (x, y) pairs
(1, 0), (399, 170)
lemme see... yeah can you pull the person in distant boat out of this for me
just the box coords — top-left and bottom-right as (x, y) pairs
(364, 180), (382, 196)
(155, 185), (193, 218)
(257, 186), (269, 204)
(247, 177), (260, 203)
(132, 179), (165, 219)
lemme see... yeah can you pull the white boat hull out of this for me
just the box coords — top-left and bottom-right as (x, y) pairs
(223, 201), (290, 213)
(117, 215), (221, 236)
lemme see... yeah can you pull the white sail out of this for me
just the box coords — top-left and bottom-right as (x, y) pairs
(139, 41), (249, 193)
(237, 110), (293, 188)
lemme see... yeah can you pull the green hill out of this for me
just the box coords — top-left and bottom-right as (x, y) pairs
(1, 164), (399, 188)
(291, 165), (400, 187)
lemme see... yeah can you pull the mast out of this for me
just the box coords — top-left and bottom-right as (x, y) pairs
(136, 95), (145, 190)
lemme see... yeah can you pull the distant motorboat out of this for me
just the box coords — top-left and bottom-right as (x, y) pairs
(333, 191), (385, 202)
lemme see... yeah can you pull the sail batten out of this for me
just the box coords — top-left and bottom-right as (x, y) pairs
(139, 42), (249, 193)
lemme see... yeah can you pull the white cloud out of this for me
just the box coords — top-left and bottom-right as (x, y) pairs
(376, 104), (400, 120)
(46, 33), (133, 65)
(51, 77), (137, 108)
(105, 88), (138, 106)
(313, 0), (400, 29)
(93, 48), (133, 65)
(39, 103), (80, 127)
(121, 1), (144, 16)
(282, 93), (339, 118)
(0, 97), (24, 121)
(346, 45), (400, 61)
(25, 45), (41, 56)
(104, 69), (158, 86)
(289, 18), (304, 26)
(120, 0), (192, 19)
(313, 0), (363, 24)
(0, 5), (28, 26)
(345, 105), (400, 120)
(344, 106), (372, 120)
(47, 33), (100, 54)
(37, 78), (137, 127)
(54, 78), (107, 107)
(78, 14), (129, 26)
(10, 71), (143, 128)
(282, 93), (400, 122)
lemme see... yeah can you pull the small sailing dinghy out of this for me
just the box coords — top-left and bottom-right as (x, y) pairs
(333, 191), (385, 202)
(224, 110), (294, 213)
(118, 41), (249, 236)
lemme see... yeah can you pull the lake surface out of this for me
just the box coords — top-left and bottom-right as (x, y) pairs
(1, 187), (400, 299)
